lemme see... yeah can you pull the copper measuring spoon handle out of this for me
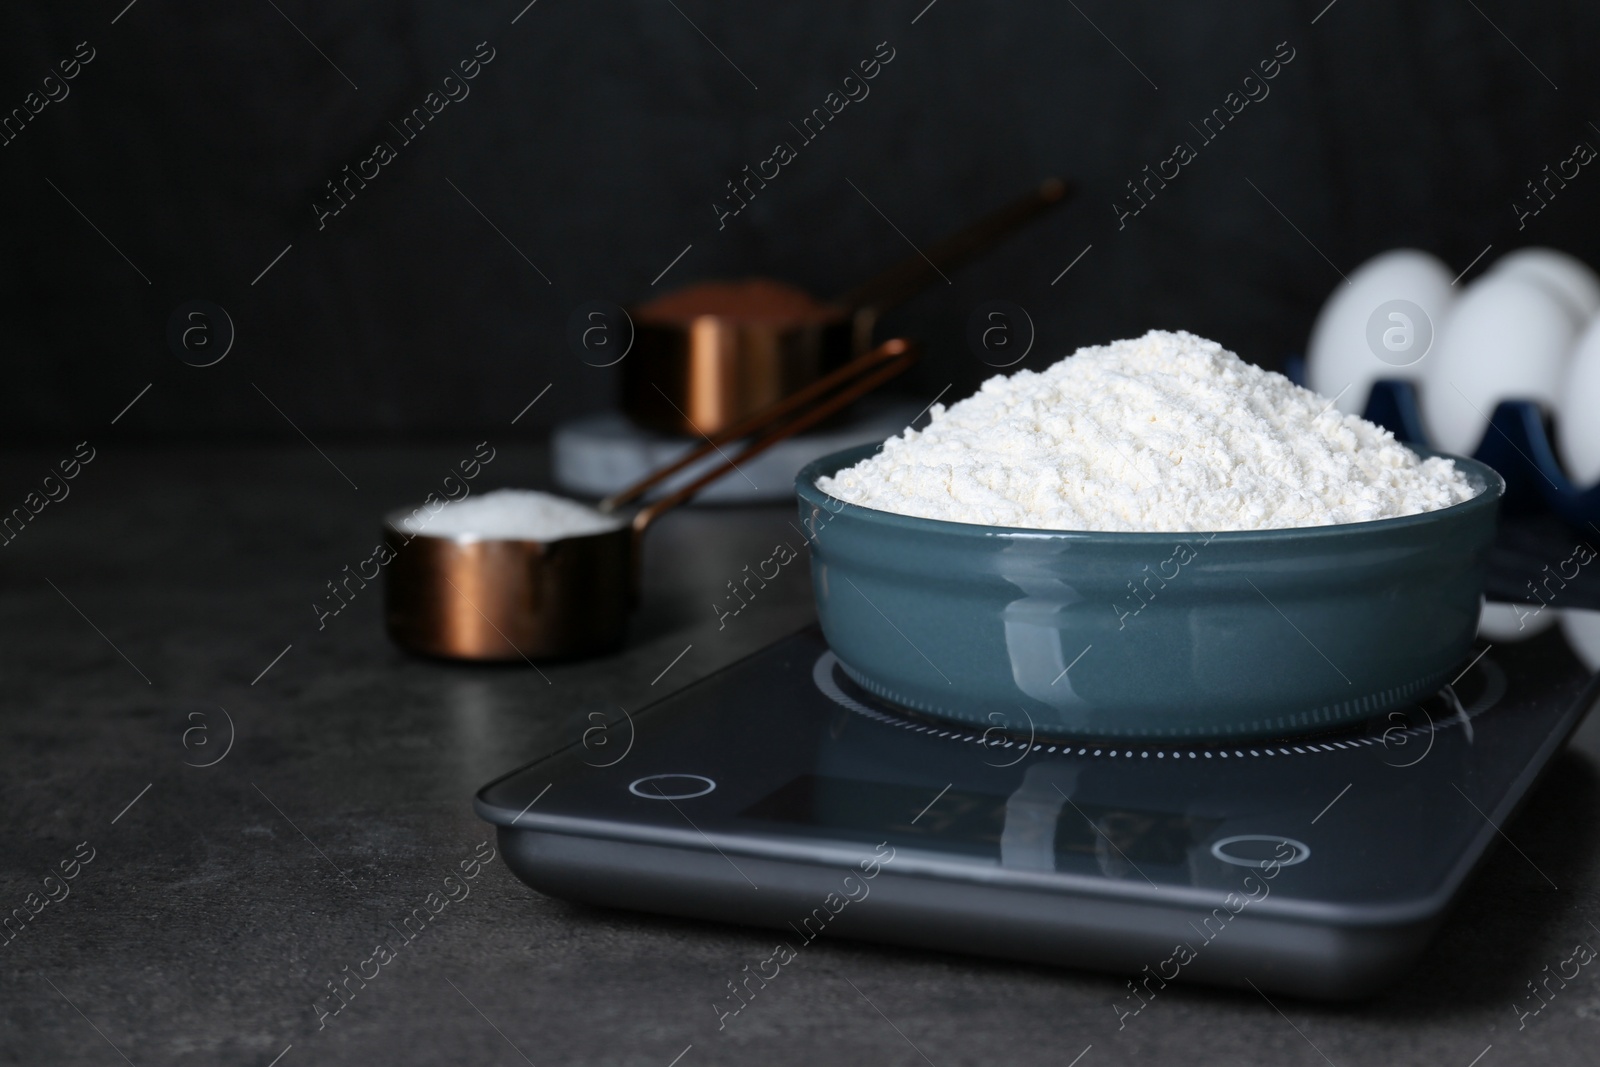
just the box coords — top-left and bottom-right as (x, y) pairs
(600, 337), (920, 535)
(833, 178), (1071, 317)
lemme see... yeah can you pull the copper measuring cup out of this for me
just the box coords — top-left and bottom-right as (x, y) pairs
(622, 178), (1070, 436)
(384, 338), (920, 662)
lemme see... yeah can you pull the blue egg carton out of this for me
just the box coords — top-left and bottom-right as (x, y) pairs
(1284, 355), (1600, 528)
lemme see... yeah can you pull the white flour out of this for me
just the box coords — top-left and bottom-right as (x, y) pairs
(399, 489), (623, 540)
(817, 330), (1478, 532)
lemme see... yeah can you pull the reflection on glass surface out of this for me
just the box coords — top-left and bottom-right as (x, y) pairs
(742, 772), (1220, 882)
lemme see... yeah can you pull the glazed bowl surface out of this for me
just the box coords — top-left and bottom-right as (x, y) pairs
(795, 444), (1504, 739)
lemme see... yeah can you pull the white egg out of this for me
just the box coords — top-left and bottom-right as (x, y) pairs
(1490, 247), (1600, 324)
(1419, 273), (1577, 456)
(1307, 249), (1455, 415)
(1477, 599), (1559, 641)
(1556, 313), (1600, 486)
(1561, 609), (1600, 672)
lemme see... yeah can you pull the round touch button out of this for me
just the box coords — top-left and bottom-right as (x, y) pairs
(628, 774), (717, 800)
(1209, 835), (1311, 869)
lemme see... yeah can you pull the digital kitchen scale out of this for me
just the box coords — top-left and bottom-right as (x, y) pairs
(475, 625), (1598, 1000)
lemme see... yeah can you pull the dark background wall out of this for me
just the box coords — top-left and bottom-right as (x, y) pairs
(3, 0), (1596, 441)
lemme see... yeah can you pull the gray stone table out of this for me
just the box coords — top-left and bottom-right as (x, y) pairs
(2, 443), (1598, 1066)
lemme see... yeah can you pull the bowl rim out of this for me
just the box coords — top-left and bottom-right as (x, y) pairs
(795, 442), (1505, 544)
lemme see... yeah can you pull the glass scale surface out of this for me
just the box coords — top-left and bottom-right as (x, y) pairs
(475, 624), (1598, 999)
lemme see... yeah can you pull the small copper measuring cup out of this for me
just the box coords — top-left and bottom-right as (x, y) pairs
(622, 178), (1070, 436)
(384, 338), (920, 662)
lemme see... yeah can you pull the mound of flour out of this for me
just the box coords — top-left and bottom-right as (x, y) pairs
(399, 489), (623, 540)
(817, 330), (1477, 532)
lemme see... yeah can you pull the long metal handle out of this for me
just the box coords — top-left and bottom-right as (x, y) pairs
(601, 337), (920, 518)
(833, 178), (1071, 317)
(602, 338), (919, 536)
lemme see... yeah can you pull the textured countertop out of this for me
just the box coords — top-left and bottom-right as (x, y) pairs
(3, 442), (1599, 1067)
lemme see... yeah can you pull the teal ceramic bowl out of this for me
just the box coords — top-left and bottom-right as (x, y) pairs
(796, 444), (1504, 740)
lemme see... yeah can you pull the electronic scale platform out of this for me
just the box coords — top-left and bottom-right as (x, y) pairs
(476, 625), (1598, 999)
